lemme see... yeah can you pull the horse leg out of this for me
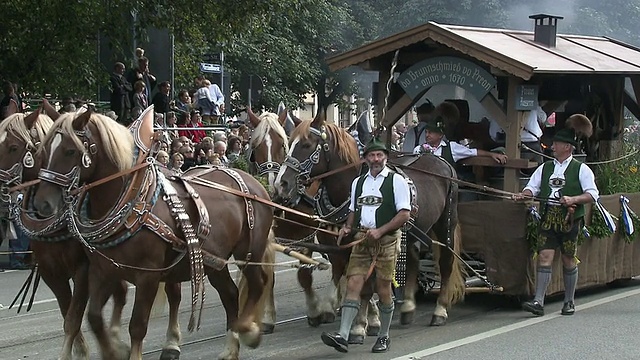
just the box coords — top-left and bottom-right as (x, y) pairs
(235, 262), (266, 348)
(348, 294), (368, 345)
(55, 262), (89, 360)
(109, 280), (128, 339)
(261, 267), (276, 334)
(208, 268), (240, 360)
(400, 240), (419, 325)
(128, 278), (161, 360)
(160, 282), (182, 360)
(431, 225), (465, 326)
(298, 264), (322, 326)
(366, 295), (381, 336)
(86, 271), (128, 360)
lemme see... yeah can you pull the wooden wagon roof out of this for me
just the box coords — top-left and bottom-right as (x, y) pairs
(326, 21), (640, 80)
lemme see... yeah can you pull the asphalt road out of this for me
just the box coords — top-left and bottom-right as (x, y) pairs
(1, 256), (640, 360)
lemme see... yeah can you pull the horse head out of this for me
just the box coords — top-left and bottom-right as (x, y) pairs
(33, 109), (134, 217)
(273, 108), (360, 207)
(247, 107), (289, 190)
(0, 108), (54, 187)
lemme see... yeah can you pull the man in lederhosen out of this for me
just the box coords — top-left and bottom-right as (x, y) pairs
(321, 138), (411, 354)
(513, 114), (597, 316)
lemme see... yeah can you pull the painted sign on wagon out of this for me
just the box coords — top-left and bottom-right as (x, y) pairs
(397, 56), (497, 101)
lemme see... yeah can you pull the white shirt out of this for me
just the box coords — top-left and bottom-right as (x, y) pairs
(412, 140), (478, 162)
(486, 105), (547, 143)
(402, 123), (427, 152)
(523, 155), (599, 202)
(349, 167), (411, 229)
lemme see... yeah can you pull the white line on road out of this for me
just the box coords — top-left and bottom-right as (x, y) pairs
(391, 287), (640, 360)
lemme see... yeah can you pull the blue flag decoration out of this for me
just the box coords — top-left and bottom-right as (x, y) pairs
(595, 199), (617, 233)
(582, 226), (591, 239)
(620, 195), (635, 236)
(528, 205), (541, 222)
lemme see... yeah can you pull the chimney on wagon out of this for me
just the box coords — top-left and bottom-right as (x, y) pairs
(529, 14), (564, 47)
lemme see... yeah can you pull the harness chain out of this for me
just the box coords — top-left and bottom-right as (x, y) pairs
(160, 174), (206, 332)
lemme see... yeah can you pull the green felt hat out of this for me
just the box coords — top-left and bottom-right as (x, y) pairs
(553, 128), (578, 147)
(424, 116), (446, 134)
(363, 138), (388, 155)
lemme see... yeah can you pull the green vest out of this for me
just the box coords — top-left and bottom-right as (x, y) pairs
(539, 159), (585, 218)
(353, 168), (397, 232)
(440, 141), (455, 166)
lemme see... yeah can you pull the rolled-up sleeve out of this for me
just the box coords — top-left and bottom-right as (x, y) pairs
(349, 178), (358, 212)
(523, 164), (544, 196)
(393, 174), (412, 211)
(579, 164), (599, 201)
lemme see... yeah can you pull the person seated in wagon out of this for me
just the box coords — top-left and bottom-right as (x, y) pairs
(412, 116), (508, 166)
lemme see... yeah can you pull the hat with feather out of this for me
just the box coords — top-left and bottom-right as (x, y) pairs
(553, 114), (593, 147)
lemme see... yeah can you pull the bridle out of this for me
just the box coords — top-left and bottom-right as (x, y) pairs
(38, 127), (97, 200)
(281, 124), (331, 205)
(0, 129), (43, 209)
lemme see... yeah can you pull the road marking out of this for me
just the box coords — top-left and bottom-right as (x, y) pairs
(1, 256), (325, 311)
(391, 287), (640, 360)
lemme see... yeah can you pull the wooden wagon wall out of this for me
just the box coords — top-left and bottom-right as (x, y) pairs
(459, 193), (640, 296)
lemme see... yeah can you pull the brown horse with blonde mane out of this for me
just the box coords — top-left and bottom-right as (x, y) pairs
(31, 107), (275, 360)
(0, 104), (129, 360)
(274, 109), (466, 327)
(248, 108), (381, 342)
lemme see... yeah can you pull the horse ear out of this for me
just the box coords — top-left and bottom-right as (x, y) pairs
(40, 98), (60, 120)
(3, 99), (19, 117)
(72, 108), (92, 130)
(311, 106), (325, 128)
(247, 107), (261, 128)
(24, 108), (41, 129)
(290, 112), (302, 127)
(277, 108), (288, 126)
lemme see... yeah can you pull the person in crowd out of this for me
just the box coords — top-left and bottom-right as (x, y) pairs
(156, 150), (170, 167)
(514, 114), (597, 317)
(1, 81), (20, 120)
(214, 140), (229, 166)
(131, 80), (147, 120)
(178, 109), (206, 144)
(152, 81), (171, 115)
(402, 101), (435, 152)
(226, 136), (243, 163)
(321, 138), (411, 354)
(127, 56), (156, 101)
(170, 153), (184, 174)
(206, 79), (225, 124)
(110, 62), (132, 125)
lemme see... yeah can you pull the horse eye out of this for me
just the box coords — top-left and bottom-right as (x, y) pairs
(9, 145), (18, 152)
(301, 142), (312, 149)
(65, 149), (76, 156)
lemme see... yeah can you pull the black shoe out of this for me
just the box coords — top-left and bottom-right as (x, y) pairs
(522, 300), (544, 316)
(372, 336), (390, 353)
(321, 332), (348, 353)
(561, 301), (575, 315)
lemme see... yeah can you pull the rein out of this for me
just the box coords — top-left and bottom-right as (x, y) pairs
(68, 161), (152, 196)
(305, 159), (365, 184)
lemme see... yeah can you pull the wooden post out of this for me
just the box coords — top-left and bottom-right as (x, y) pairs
(504, 77), (523, 193)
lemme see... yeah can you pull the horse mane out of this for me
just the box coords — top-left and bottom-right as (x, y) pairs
(40, 112), (134, 171)
(290, 120), (360, 164)
(250, 112), (289, 153)
(0, 113), (54, 148)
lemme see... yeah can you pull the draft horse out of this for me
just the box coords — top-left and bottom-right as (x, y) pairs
(0, 107), (129, 360)
(248, 109), (381, 341)
(31, 109), (275, 360)
(273, 113), (466, 326)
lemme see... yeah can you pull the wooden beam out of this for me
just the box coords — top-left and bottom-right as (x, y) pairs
(382, 93), (416, 128)
(503, 77), (524, 193)
(630, 76), (640, 115)
(480, 93), (507, 129)
(623, 91), (640, 120)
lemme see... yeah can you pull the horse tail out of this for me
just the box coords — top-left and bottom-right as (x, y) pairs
(447, 223), (466, 306)
(150, 282), (168, 318)
(237, 228), (275, 331)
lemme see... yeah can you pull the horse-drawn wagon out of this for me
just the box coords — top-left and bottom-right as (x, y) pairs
(324, 15), (640, 299)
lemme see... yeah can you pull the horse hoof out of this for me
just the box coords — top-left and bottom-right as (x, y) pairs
(366, 326), (380, 336)
(430, 315), (447, 326)
(160, 348), (181, 360)
(307, 316), (322, 327)
(262, 323), (275, 334)
(348, 334), (364, 344)
(321, 312), (336, 324)
(400, 311), (415, 325)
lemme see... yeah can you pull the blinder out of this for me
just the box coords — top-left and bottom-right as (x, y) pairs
(283, 124), (332, 201)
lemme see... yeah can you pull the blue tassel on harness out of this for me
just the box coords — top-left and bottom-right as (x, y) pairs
(582, 226), (590, 239)
(595, 199), (617, 233)
(620, 195), (635, 236)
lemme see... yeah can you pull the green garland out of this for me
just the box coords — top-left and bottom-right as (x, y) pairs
(525, 212), (539, 253)
(229, 156), (271, 190)
(584, 205), (613, 241)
